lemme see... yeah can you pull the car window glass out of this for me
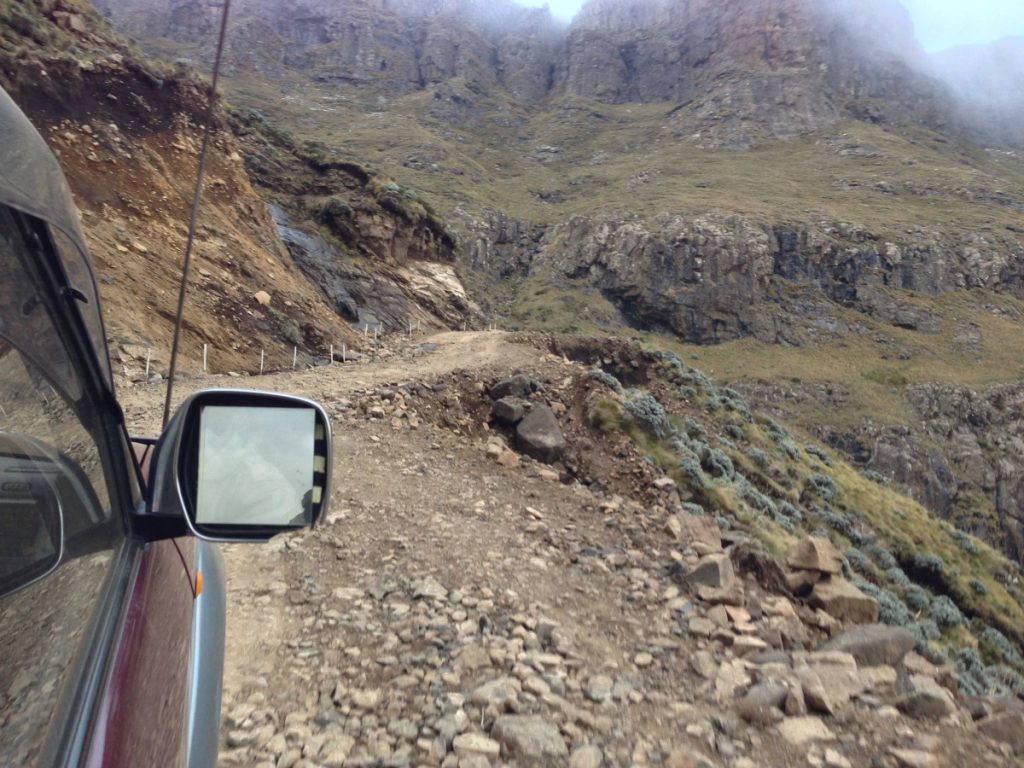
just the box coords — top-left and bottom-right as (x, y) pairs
(0, 210), (123, 766)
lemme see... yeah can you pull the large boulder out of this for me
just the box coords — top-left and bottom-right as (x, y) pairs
(820, 624), (916, 667)
(491, 397), (525, 425)
(490, 373), (540, 400)
(787, 537), (843, 574)
(977, 710), (1024, 752)
(515, 405), (566, 463)
(685, 553), (736, 590)
(808, 577), (879, 624)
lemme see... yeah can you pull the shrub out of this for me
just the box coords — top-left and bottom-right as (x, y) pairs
(954, 647), (989, 697)
(848, 528), (875, 547)
(726, 424), (745, 441)
(624, 389), (671, 439)
(678, 368), (715, 395)
(970, 579), (988, 595)
(823, 510), (854, 536)
(862, 469), (889, 485)
(772, 511), (797, 533)
(986, 666), (1024, 697)
(778, 501), (804, 524)
(684, 418), (708, 439)
(679, 457), (707, 489)
(735, 476), (776, 515)
(913, 553), (945, 579)
(682, 502), (705, 516)
(856, 580), (911, 626)
(778, 439), (801, 461)
(586, 369), (624, 394)
(930, 595), (966, 627)
(980, 627), (1024, 667)
(805, 444), (833, 466)
(845, 547), (870, 575)
(717, 388), (752, 420)
(904, 584), (931, 612)
(885, 566), (912, 589)
(868, 543), (898, 570)
(715, 515), (731, 530)
(805, 474), (838, 502)
(704, 448), (734, 480)
(747, 448), (770, 469)
(952, 529), (979, 555)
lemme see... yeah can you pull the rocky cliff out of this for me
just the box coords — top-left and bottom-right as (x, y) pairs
(94, 0), (1020, 147)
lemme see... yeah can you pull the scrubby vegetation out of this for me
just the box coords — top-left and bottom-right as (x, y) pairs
(583, 347), (1024, 696)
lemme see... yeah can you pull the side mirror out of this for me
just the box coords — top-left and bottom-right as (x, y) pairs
(147, 389), (331, 542)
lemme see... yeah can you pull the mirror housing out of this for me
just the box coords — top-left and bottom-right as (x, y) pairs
(145, 389), (331, 542)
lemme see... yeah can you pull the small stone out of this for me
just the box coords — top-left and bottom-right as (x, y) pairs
(491, 715), (568, 760)
(492, 398), (525, 425)
(350, 688), (381, 709)
(634, 652), (654, 667)
(569, 744), (603, 768)
(413, 576), (448, 600)
(452, 733), (500, 758)
(889, 748), (939, 768)
(824, 748), (852, 768)
(583, 674), (614, 703)
(470, 677), (521, 706)
(777, 716), (835, 746)
(896, 676), (957, 719)
(253, 290), (271, 305)
(664, 515), (683, 539)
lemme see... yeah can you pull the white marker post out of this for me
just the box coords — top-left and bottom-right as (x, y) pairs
(145, 349), (151, 379)
(293, 346), (297, 370)
(202, 343), (208, 373)
(329, 344), (334, 365)
(364, 324), (368, 339)
(342, 343), (346, 363)
(260, 349), (264, 376)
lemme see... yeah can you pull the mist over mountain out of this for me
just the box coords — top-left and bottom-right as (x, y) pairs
(91, 0), (1024, 148)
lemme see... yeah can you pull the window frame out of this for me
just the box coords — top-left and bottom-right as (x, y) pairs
(1, 207), (145, 767)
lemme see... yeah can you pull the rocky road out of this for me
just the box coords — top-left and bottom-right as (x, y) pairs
(119, 332), (1021, 768)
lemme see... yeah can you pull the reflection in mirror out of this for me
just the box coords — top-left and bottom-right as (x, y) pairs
(195, 406), (316, 527)
(0, 442), (63, 599)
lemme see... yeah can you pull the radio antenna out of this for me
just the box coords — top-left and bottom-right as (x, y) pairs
(162, 0), (233, 428)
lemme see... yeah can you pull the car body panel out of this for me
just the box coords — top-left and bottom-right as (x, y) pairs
(186, 540), (226, 768)
(83, 538), (194, 768)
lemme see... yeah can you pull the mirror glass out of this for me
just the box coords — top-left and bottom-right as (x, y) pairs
(195, 406), (316, 528)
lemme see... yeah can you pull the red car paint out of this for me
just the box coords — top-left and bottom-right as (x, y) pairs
(84, 539), (195, 767)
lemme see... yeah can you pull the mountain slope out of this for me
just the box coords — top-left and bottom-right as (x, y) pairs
(84, 0), (1024, 562)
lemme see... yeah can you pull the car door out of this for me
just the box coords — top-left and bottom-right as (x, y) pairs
(0, 203), (195, 767)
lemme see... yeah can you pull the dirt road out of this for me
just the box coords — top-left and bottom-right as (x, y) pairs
(119, 331), (1006, 768)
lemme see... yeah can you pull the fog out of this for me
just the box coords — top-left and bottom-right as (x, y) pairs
(513, 0), (1023, 145)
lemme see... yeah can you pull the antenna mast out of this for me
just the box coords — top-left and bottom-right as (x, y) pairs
(162, 0), (233, 428)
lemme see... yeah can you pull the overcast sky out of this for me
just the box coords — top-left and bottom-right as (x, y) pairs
(516, 0), (1024, 52)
